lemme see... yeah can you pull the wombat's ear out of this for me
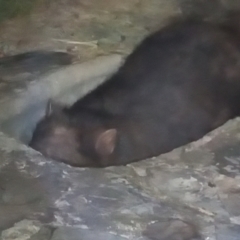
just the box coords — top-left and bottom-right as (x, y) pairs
(46, 99), (63, 116)
(95, 129), (117, 157)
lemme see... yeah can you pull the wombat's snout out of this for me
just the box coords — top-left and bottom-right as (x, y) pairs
(29, 124), (96, 167)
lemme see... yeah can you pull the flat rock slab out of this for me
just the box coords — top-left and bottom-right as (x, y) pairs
(0, 116), (240, 239)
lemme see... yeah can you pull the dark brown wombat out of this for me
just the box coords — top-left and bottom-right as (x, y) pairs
(30, 13), (240, 167)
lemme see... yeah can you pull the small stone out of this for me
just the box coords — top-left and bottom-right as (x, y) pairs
(1, 220), (41, 240)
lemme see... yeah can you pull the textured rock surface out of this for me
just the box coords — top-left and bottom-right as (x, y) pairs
(0, 0), (240, 240)
(2, 111), (240, 239)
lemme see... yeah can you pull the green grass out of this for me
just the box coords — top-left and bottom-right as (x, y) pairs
(0, 0), (39, 23)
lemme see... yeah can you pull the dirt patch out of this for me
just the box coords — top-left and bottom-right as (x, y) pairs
(0, 0), (180, 61)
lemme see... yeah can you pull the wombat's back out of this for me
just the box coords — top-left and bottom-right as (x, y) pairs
(71, 18), (240, 117)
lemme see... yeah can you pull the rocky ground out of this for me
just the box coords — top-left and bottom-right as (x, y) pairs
(0, 0), (238, 61)
(0, 0), (240, 239)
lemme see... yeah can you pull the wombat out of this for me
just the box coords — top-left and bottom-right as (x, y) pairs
(30, 13), (240, 168)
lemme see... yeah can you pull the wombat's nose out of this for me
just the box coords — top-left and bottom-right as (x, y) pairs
(29, 141), (46, 155)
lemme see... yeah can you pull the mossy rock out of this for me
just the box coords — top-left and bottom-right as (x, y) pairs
(0, 0), (39, 23)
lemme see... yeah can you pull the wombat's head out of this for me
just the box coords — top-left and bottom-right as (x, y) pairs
(29, 101), (117, 167)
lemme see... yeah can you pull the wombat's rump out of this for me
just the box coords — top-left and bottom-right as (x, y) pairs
(30, 14), (240, 167)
